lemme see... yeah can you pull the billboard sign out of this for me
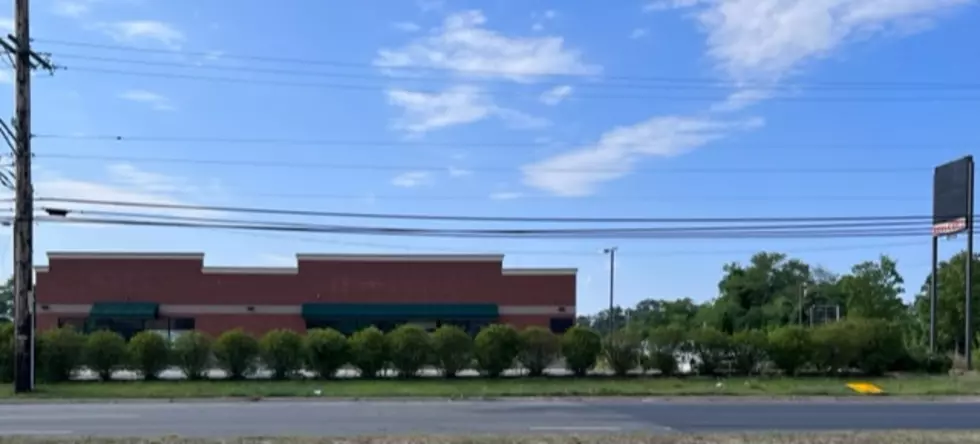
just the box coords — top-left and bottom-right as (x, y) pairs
(933, 156), (974, 237)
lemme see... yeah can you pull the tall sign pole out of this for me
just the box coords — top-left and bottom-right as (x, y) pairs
(12, 0), (35, 393)
(603, 247), (617, 335)
(932, 155), (974, 368)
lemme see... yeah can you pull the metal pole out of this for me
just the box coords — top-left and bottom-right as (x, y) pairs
(965, 157), (974, 370)
(604, 247), (617, 335)
(799, 282), (806, 325)
(12, 0), (34, 393)
(930, 234), (938, 353)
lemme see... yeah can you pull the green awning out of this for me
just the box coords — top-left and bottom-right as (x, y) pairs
(301, 303), (498, 320)
(89, 302), (159, 319)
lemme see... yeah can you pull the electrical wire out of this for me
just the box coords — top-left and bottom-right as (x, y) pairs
(33, 215), (931, 239)
(34, 153), (930, 174)
(31, 132), (960, 153)
(36, 197), (945, 224)
(35, 38), (980, 90)
(47, 208), (933, 234)
(52, 52), (980, 93)
(57, 67), (980, 103)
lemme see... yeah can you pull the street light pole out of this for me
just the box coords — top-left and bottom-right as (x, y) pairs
(603, 247), (618, 335)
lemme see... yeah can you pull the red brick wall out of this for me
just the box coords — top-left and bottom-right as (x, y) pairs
(35, 255), (577, 335)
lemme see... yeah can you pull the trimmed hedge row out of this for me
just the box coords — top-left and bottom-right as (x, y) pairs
(0, 319), (956, 383)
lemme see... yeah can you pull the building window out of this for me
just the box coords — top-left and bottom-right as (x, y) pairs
(549, 317), (574, 334)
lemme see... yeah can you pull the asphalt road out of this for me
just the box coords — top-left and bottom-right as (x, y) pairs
(0, 400), (978, 437)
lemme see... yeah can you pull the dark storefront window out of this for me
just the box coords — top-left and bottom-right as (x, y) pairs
(72, 317), (196, 341)
(549, 317), (574, 334)
(302, 303), (498, 337)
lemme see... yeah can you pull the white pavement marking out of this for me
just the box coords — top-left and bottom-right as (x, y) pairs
(529, 426), (623, 432)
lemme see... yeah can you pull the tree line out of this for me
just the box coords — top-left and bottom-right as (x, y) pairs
(577, 250), (980, 356)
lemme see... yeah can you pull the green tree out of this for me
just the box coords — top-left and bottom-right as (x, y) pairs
(0, 277), (12, 320)
(912, 251), (980, 354)
(711, 252), (812, 332)
(837, 255), (906, 320)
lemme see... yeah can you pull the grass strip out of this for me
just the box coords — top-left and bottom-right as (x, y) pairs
(2, 432), (980, 444)
(1, 375), (979, 399)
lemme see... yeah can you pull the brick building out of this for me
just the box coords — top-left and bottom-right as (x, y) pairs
(34, 252), (577, 340)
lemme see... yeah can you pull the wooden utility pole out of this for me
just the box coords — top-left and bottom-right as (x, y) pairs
(12, 0), (35, 393)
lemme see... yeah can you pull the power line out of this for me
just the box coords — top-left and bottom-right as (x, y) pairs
(35, 153), (930, 174)
(32, 133), (960, 153)
(52, 52), (980, 93)
(32, 214), (930, 239)
(36, 197), (943, 224)
(57, 67), (980, 103)
(22, 189), (928, 203)
(36, 38), (980, 90)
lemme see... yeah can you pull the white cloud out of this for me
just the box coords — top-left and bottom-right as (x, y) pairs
(630, 28), (650, 39)
(0, 17), (12, 31)
(97, 20), (185, 49)
(417, 0), (445, 12)
(522, 115), (764, 196)
(644, 0), (705, 11)
(52, 0), (93, 17)
(386, 86), (547, 133)
(447, 167), (472, 177)
(34, 163), (222, 220)
(489, 191), (523, 200)
(686, 0), (970, 82)
(118, 90), (176, 111)
(711, 88), (776, 112)
(375, 10), (601, 81)
(540, 85), (573, 105)
(391, 171), (433, 188)
(392, 21), (421, 32)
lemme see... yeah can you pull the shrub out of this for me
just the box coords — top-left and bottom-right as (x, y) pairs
(474, 324), (521, 378)
(37, 326), (86, 383)
(730, 330), (768, 375)
(688, 327), (731, 375)
(850, 319), (904, 376)
(561, 325), (602, 377)
(259, 329), (305, 380)
(899, 345), (952, 374)
(214, 329), (259, 380)
(127, 331), (170, 380)
(518, 327), (559, 377)
(645, 325), (687, 376)
(811, 322), (860, 375)
(0, 323), (13, 383)
(349, 326), (388, 378)
(767, 326), (812, 376)
(387, 324), (433, 378)
(172, 331), (213, 380)
(83, 330), (128, 381)
(38, 326), (86, 382)
(305, 328), (349, 379)
(431, 325), (473, 378)
(602, 329), (642, 377)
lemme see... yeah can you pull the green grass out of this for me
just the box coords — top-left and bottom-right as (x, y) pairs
(2, 432), (980, 444)
(1, 375), (979, 399)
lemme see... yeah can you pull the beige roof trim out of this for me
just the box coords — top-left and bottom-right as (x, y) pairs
(502, 268), (578, 276)
(202, 267), (298, 275)
(297, 254), (504, 263)
(47, 252), (205, 260)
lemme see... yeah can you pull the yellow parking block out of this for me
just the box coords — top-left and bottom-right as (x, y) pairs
(847, 382), (884, 394)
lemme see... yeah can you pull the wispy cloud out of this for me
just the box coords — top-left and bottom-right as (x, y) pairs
(630, 28), (649, 39)
(391, 171), (433, 188)
(35, 163), (224, 220)
(522, 115), (764, 196)
(97, 20), (185, 49)
(655, 0), (971, 111)
(52, 0), (94, 18)
(447, 167), (472, 178)
(118, 90), (176, 111)
(392, 21), (421, 32)
(375, 10), (600, 82)
(490, 191), (523, 201)
(540, 85), (573, 105)
(386, 86), (547, 133)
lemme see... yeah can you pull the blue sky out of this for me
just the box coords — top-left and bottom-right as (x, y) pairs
(1, 0), (979, 314)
